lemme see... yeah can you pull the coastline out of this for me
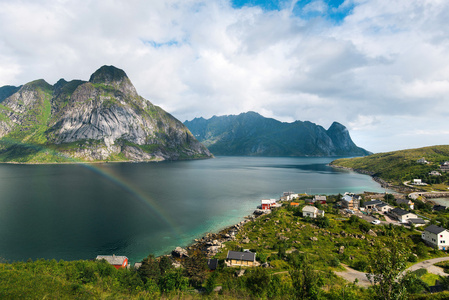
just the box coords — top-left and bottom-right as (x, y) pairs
(328, 163), (416, 194)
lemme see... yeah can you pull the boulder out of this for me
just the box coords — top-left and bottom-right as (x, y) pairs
(172, 247), (189, 258)
(368, 229), (377, 237)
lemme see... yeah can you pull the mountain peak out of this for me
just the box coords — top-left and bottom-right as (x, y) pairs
(89, 65), (128, 84)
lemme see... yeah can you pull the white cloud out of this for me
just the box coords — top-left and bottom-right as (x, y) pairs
(0, 0), (448, 152)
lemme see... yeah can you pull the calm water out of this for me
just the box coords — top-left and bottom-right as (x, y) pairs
(0, 156), (387, 263)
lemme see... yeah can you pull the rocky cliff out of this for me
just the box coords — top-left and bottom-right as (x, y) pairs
(0, 66), (212, 163)
(184, 112), (371, 157)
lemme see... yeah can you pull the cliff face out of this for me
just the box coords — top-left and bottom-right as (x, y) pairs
(184, 112), (371, 157)
(0, 66), (212, 163)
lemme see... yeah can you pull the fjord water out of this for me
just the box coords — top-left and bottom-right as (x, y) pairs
(0, 157), (387, 263)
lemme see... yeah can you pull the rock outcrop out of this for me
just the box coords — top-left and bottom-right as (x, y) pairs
(0, 65), (212, 163)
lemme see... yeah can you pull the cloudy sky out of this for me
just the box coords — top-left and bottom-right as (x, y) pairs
(0, 0), (448, 153)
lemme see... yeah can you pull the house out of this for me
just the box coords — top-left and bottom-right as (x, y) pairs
(363, 200), (384, 210)
(433, 205), (447, 212)
(408, 218), (427, 227)
(396, 198), (415, 210)
(313, 195), (327, 204)
(261, 199), (276, 210)
(441, 163), (449, 173)
(226, 250), (256, 267)
(429, 171), (442, 176)
(422, 225), (449, 250)
(290, 202), (300, 207)
(412, 179), (427, 186)
(417, 158), (429, 164)
(207, 258), (218, 271)
(390, 207), (417, 222)
(377, 202), (394, 213)
(96, 254), (129, 269)
(281, 192), (299, 201)
(341, 194), (360, 210)
(302, 205), (324, 218)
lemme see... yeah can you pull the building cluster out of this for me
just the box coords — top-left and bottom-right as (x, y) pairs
(96, 186), (449, 272)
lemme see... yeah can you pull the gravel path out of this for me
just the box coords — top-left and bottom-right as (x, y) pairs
(334, 257), (449, 287)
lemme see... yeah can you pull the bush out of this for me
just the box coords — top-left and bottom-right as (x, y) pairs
(411, 268), (428, 278)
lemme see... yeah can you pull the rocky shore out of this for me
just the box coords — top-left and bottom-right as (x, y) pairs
(169, 215), (258, 260)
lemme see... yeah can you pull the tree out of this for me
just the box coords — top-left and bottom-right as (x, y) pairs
(158, 256), (173, 276)
(138, 255), (161, 282)
(246, 267), (270, 297)
(289, 254), (324, 299)
(366, 233), (411, 300)
(183, 251), (208, 287)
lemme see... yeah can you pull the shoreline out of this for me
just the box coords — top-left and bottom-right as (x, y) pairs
(328, 163), (417, 194)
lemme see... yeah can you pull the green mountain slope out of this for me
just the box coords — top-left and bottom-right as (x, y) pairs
(184, 112), (371, 157)
(0, 66), (212, 163)
(330, 145), (449, 184)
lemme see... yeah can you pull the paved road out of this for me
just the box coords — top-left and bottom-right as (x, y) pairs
(405, 257), (449, 276)
(334, 264), (372, 287)
(335, 257), (449, 287)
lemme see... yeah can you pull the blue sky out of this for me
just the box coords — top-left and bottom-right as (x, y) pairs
(0, 0), (448, 153)
(232, 0), (352, 22)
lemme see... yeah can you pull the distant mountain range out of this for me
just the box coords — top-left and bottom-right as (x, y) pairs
(184, 112), (371, 157)
(0, 66), (212, 163)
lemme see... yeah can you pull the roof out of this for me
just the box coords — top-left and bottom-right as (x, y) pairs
(261, 199), (276, 204)
(342, 195), (353, 202)
(424, 224), (448, 235)
(207, 258), (218, 270)
(96, 255), (128, 265)
(433, 205), (447, 211)
(391, 207), (412, 216)
(363, 200), (383, 207)
(408, 218), (426, 224)
(302, 205), (318, 213)
(314, 195), (326, 201)
(226, 251), (256, 262)
(377, 203), (392, 208)
(396, 199), (412, 205)
(290, 202), (299, 206)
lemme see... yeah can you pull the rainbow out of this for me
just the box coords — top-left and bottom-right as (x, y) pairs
(0, 137), (182, 237)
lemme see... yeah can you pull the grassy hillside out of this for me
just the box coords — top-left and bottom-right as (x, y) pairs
(331, 145), (449, 186)
(3, 196), (449, 299)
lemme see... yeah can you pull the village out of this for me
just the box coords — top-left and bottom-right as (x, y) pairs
(94, 185), (449, 296)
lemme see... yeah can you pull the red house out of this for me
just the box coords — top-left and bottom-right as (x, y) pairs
(96, 254), (129, 269)
(261, 199), (276, 210)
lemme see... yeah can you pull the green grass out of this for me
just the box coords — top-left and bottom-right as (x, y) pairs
(331, 145), (449, 186)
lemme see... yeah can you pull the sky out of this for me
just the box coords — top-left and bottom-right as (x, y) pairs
(0, 0), (448, 153)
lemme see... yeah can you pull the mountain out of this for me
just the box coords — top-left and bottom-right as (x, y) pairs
(184, 112), (371, 157)
(0, 65), (212, 163)
(0, 85), (21, 102)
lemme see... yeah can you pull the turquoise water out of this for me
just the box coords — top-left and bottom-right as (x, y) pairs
(0, 156), (387, 263)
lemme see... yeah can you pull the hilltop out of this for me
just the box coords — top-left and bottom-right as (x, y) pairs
(330, 145), (449, 188)
(0, 66), (212, 163)
(184, 112), (371, 157)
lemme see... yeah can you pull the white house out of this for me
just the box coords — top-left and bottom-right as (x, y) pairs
(302, 205), (324, 218)
(429, 171), (442, 176)
(412, 179), (427, 186)
(422, 225), (449, 250)
(390, 207), (417, 222)
(417, 158), (429, 164)
(377, 202), (394, 213)
(281, 192), (299, 201)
